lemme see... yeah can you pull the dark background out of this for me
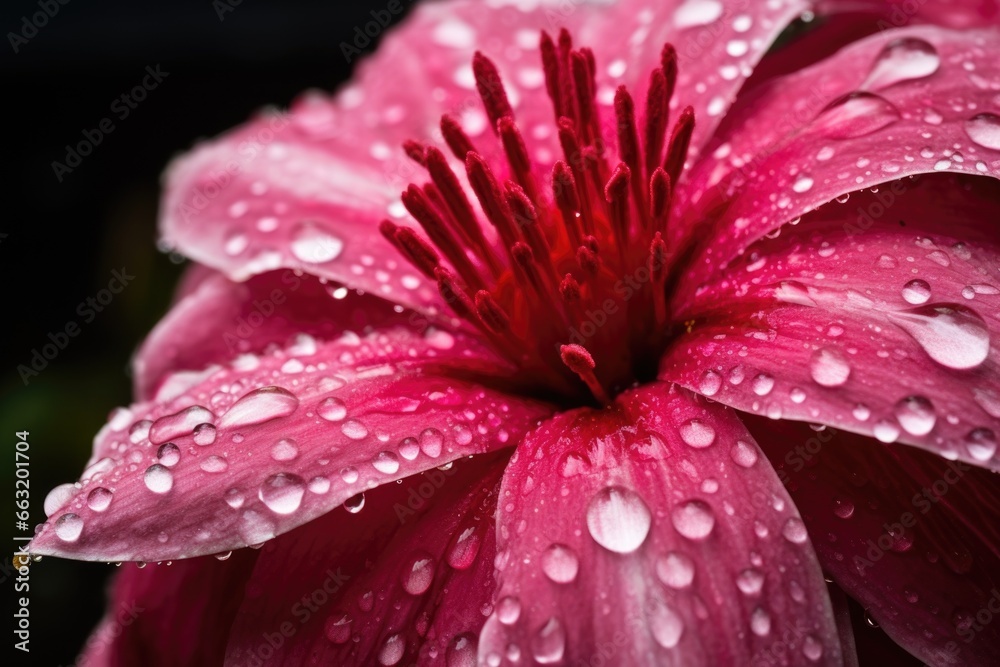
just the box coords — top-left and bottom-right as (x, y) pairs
(1, 1), (413, 664)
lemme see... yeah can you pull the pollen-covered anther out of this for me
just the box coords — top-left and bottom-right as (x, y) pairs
(560, 344), (610, 405)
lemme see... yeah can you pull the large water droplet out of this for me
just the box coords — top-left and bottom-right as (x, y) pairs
(901, 279), (931, 305)
(270, 438), (299, 462)
(324, 612), (352, 644)
(965, 112), (1000, 150)
(86, 487), (114, 512)
(258, 473), (305, 514)
(656, 552), (695, 589)
(54, 513), (84, 542)
(541, 544), (579, 583)
(402, 553), (435, 595)
(156, 442), (181, 467)
(372, 451), (400, 474)
(341, 419), (369, 440)
(446, 633), (478, 667)
(317, 397), (348, 422)
(862, 38), (939, 90)
(220, 386), (299, 427)
(44, 483), (77, 516)
(888, 304), (990, 369)
(290, 222), (344, 263)
(497, 596), (521, 625)
(419, 428), (444, 458)
(699, 369), (722, 396)
(673, 0), (723, 29)
(200, 455), (229, 473)
(737, 568), (765, 596)
(193, 423), (217, 446)
(894, 395), (936, 435)
(648, 600), (684, 648)
(531, 617), (565, 664)
(815, 92), (901, 139)
(344, 492), (365, 513)
(730, 440), (759, 468)
(964, 428), (997, 462)
(446, 526), (481, 570)
(149, 406), (215, 444)
(144, 464), (174, 494)
(679, 419), (716, 448)
(750, 607), (772, 637)
(782, 517), (809, 544)
(671, 500), (715, 540)
(378, 633), (405, 665)
(586, 486), (652, 553)
(809, 348), (851, 387)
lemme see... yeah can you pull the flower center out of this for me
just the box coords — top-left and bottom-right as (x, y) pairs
(381, 29), (694, 405)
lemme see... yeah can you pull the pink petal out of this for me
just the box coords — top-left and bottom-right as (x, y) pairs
(674, 25), (1000, 293)
(746, 416), (1000, 665)
(77, 551), (259, 666)
(662, 174), (1000, 469)
(816, 0), (1000, 29)
(223, 454), (504, 666)
(479, 382), (842, 666)
(133, 270), (403, 401)
(29, 324), (551, 562)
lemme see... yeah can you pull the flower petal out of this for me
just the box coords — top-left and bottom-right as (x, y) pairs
(816, 0), (1000, 29)
(77, 551), (259, 666)
(29, 325), (551, 562)
(746, 415), (1000, 666)
(223, 453), (503, 666)
(478, 382), (842, 666)
(662, 174), (1000, 470)
(673, 25), (1000, 293)
(133, 269), (404, 401)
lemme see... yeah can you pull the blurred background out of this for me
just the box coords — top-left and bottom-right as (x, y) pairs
(1, 1), (412, 663)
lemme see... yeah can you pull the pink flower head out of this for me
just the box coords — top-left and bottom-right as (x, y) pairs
(32, 1), (1000, 665)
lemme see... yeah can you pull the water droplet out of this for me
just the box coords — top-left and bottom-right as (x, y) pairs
(888, 304), (990, 369)
(290, 222), (343, 263)
(815, 92), (901, 139)
(341, 419), (369, 440)
(803, 635), (824, 661)
(150, 406), (215, 444)
(671, 500), (715, 540)
(446, 633), (477, 667)
(782, 517), (809, 544)
(220, 386), (299, 427)
(324, 612), (352, 643)
(964, 112), (1000, 150)
(200, 455), (229, 473)
(372, 451), (400, 474)
(378, 633), (405, 665)
(873, 419), (900, 443)
(964, 428), (997, 461)
(398, 437), (420, 461)
(270, 438), (298, 462)
(730, 440), (759, 468)
(193, 423), (217, 446)
(341, 466), (359, 484)
(792, 175), (814, 193)
(833, 496), (855, 519)
(809, 348), (851, 387)
(54, 513), (84, 542)
(258, 473), (305, 514)
(144, 464), (174, 494)
(679, 419), (716, 448)
(156, 442), (181, 467)
(531, 617), (565, 664)
(344, 492), (365, 513)
(750, 607), (772, 637)
(737, 568), (765, 595)
(673, 0), (723, 29)
(699, 369), (722, 396)
(751, 374), (775, 396)
(402, 553), (435, 595)
(863, 38), (939, 90)
(894, 395), (936, 435)
(86, 487), (113, 512)
(901, 279), (931, 304)
(497, 596), (521, 625)
(541, 544), (579, 583)
(643, 599), (683, 649)
(44, 483), (77, 516)
(656, 552), (695, 589)
(586, 486), (652, 553)
(419, 428), (444, 457)
(317, 397), (347, 422)
(446, 526), (481, 569)
(224, 488), (245, 509)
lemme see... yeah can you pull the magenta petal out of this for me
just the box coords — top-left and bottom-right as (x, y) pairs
(746, 416), (1000, 666)
(133, 270), (402, 401)
(662, 174), (1000, 470)
(816, 0), (1000, 29)
(674, 25), (1000, 288)
(478, 383), (842, 666)
(77, 551), (259, 666)
(223, 454), (504, 666)
(29, 325), (551, 562)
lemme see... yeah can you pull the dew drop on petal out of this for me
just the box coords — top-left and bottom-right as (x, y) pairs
(270, 438), (299, 462)
(54, 513), (84, 542)
(964, 112), (1000, 150)
(965, 428), (997, 462)
(894, 395), (936, 435)
(656, 552), (695, 589)
(419, 428), (444, 457)
(671, 500), (715, 540)
(344, 492), (365, 513)
(144, 464), (174, 494)
(750, 607), (772, 637)
(341, 419), (369, 440)
(531, 618), (565, 664)
(446, 633), (478, 667)
(699, 369), (722, 396)
(679, 420), (716, 448)
(782, 517), (809, 544)
(586, 486), (652, 553)
(402, 553), (435, 595)
(497, 596), (521, 625)
(888, 304), (990, 370)
(44, 483), (77, 516)
(86, 487), (114, 512)
(730, 440), (759, 468)
(372, 451), (400, 474)
(673, 0), (723, 29)
(648, 600), (684, 648)
(156, 442), (181, 467)
(290, 222), (343, 263)
(862, 38), (939, 90)
(541, 544), (579, 583)
(258, 473), (305, 514)
(193, 423), (217, 446)
(809, 348), (851, 387)
(220, 386), (299, 428)
(378, 633), (406, 666)
(318, 397), (347, 422)
(901, 279), (931, 304)
(200, 455), (229, 473)
(737, 568), (765, 595)
(324, 612), (352, 644)
(814, 92), (901, 139)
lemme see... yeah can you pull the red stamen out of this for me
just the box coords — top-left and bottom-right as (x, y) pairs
(466, 153), (521, 252)
(614, 86), (646, 220)
(440, 114), (477, 161)
(559, 273), (581, 303)
(552, 160), (584, 249)
(402, 185), (484, 289)
(570, 51), (596, 145)
(650, 232), (669, 327)
(560, 344), (610, 405)
(649, 167), (672, 234)
(473, 52), (514, 133)
(403, 140), (427, 165)
(475, 290), (511, 333)
(644, 68), (669, 178)
(557, 119), (595, 235)
(434, 267), (477, 320)
(498, 117), (534, 196)
(540, 31), (564, 120)
(664, 106), (695, 186)
(505, 182), (555, 278)
(661, 44), (678, 106)
(605, 163), (632, 267)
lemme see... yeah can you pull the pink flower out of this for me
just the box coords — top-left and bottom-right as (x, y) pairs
(32, 0), (1000, 665)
